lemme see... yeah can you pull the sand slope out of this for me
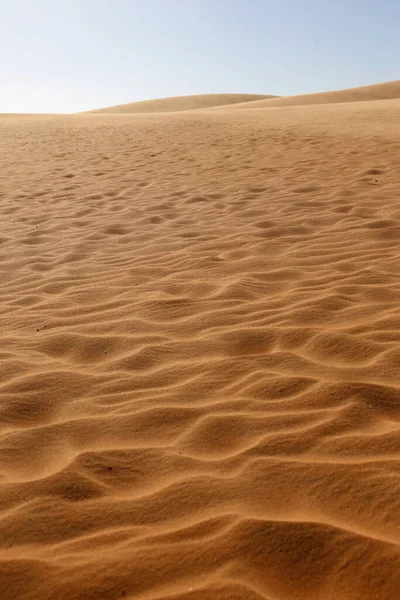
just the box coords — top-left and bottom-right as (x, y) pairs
(1, 97), (400, 599)
(87, 93), (275, 114)
(217, 79), (400, 109)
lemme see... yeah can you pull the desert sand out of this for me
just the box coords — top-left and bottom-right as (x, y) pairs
(216, 79), (400, 109)
(88, 94), (276, 114)
(1, 83), (400, 599)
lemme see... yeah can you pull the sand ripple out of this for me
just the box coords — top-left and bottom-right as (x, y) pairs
(1, 100), (400, 598)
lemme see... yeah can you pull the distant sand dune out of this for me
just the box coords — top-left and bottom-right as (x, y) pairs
(87, 93), (276, 114)
(1, 85), (400, 599)
(85, 80), (400, 116)
(215, 79), (400, 109)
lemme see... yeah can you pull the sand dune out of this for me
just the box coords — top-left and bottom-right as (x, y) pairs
(1, 92), (400, 599)
(85, 80), (400, 116)
(87, 93), (275, 114)
(216, 79), (400, 109)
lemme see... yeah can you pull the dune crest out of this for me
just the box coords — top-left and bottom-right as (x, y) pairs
(216, 79), (400, 109)
(1, 89), (400, 599)
(87, 93), (276, 114)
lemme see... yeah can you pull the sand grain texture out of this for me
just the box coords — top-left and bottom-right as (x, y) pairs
(1, 95), (400, 599)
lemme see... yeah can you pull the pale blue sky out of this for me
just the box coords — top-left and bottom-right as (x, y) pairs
(1, 0), (399, 113)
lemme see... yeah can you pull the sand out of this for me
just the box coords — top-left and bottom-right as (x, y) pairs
(1, 87), (400, 599)
(216, 80), (400, 110)
(88, 94), (276, 114)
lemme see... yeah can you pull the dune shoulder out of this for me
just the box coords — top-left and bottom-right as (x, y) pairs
(85, 93), (277, 114)
(214, 79), (400, 109)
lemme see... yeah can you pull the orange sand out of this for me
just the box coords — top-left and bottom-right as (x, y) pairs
(1, 85), (400, 599)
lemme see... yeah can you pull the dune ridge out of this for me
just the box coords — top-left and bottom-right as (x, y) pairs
(215, 79), (400, 109)
(84, 80), (400, 116)
(1, 93), (400, 599)
(87, 93), (276, 114)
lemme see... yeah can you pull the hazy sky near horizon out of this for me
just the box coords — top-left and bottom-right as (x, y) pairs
(1, 0), (399, 113)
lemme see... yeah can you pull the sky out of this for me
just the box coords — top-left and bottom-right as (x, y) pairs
(1, 0), (399, 113)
